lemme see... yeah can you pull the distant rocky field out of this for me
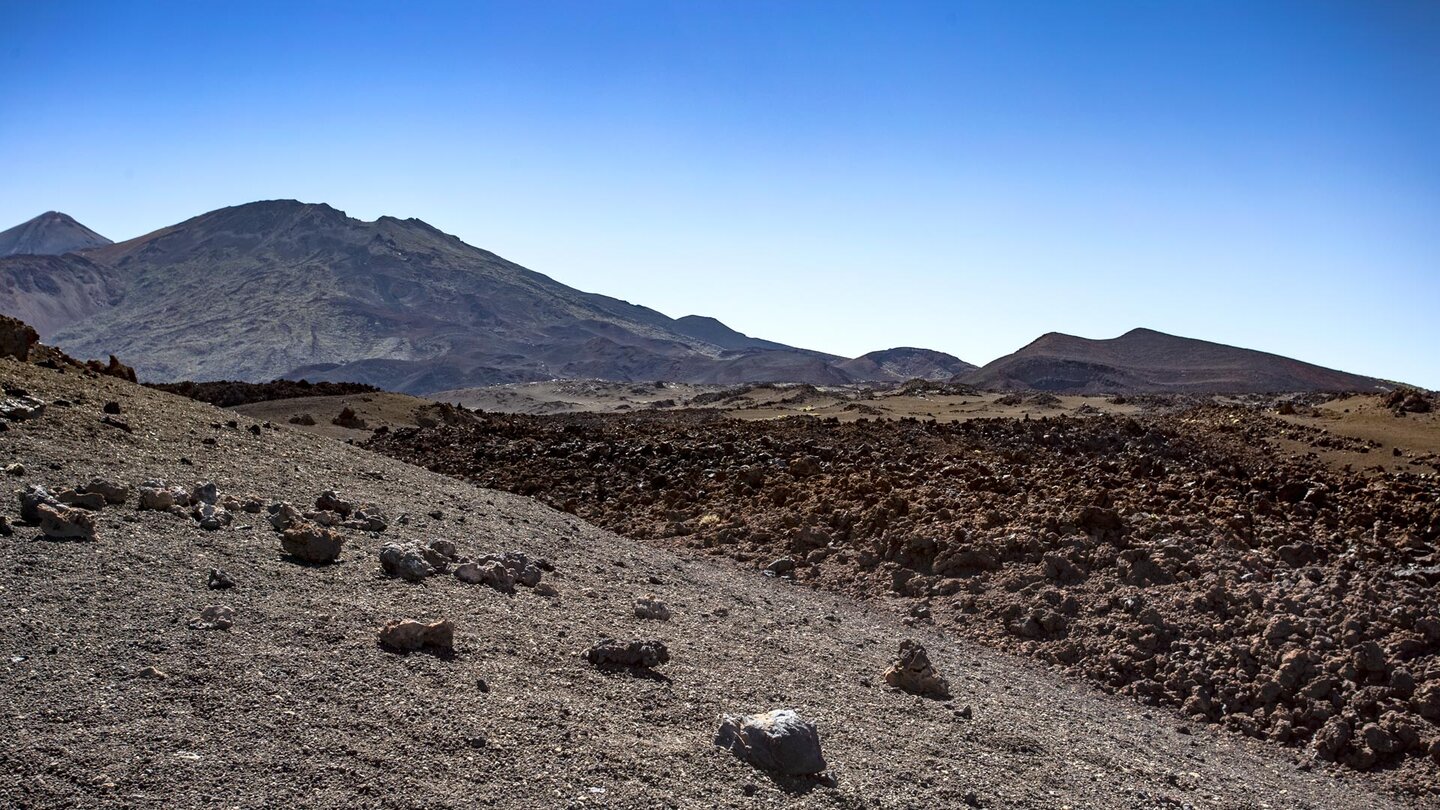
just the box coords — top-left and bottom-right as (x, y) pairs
(366, 391), (1440, 800)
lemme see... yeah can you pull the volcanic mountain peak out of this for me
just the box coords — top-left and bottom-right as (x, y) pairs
(840, 346), (978, 382)
(8, 199), (956, 392)
(964, 327), (1390, 394)
(0, 211), (113, 257)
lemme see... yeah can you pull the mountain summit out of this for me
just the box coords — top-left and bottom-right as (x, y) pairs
(962, 327), (1389, 393)
(0, 201), (966, 391)
(0, 211), (113, 257)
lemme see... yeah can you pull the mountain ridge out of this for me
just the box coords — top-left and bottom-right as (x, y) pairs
(962, 327), (1391, 393)
(1, 200), (966, 392)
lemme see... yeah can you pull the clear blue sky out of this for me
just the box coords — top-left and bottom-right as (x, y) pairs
(2, 1), (1437, 386)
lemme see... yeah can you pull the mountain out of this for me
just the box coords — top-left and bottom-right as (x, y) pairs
(1, 200), (970, 392)
(0, 211), (112, 257)
(839, 347), (978, 382)
(0, 253), (123, 339)
(963, 328), (1390, 393)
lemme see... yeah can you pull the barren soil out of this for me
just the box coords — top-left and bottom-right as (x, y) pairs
(0, 360), (1421, 808)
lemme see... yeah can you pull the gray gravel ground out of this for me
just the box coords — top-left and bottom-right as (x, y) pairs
(0, 359), (1420, 809)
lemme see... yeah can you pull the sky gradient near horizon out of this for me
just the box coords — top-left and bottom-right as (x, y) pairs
(2, 1), (1437, 386)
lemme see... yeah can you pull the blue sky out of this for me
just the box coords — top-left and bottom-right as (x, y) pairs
(2, 1), (1437, 386)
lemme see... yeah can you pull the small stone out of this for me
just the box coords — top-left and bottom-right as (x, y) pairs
(268, 502), (304, 531)
(280, 524), (344, 563)
(714, 709), (827, 776)
(315, 490), (354, 516)
(188, 605), (234, 630)
(380, 542), (437, 582)
(138, 481), (188, 511)
(882, 639), (951, 698)
(18, 484), (57, 522)
(4, 463), (24, 476)
(377, 618), (454, 651)
(102, 401), (121, 415)
(455, 560), (515, 592)
(138, 665), (167, 680)
(56, 488), (107, 511)
(99, 415), (131, 432)
(193, 502), (232, 531)
(332, 406), (367, 429)
(0, 395), (46, 421)
(765, 557), (796, 575)
(36, 502), (97, 540)
(82, 478), (129, 505)
(534, 582), (559, 597)
(584, 638), (670, 669)
(190, 482), (219, 505)
(207, 568), (235, 590)
(634, 595), (672, 621)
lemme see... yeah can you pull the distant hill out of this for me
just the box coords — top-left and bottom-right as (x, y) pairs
(0, 200), (971, 392)
(963, 328), (1390, 393)
(839, 347), (977, 381)
(0, 211), (112, 257)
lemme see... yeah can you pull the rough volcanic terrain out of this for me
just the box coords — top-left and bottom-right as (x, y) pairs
(148, 378), (382, 408)
(0, 352), (1421, 808)
(367, 397), (1440, 801)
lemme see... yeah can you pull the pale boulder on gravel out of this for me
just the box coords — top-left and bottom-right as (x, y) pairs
(714, 709), (828, 776)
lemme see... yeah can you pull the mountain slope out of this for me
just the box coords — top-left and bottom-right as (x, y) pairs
(964, 328), (1389, 393)
(0, 253), (123, 339)
(0, 211), (112, 257)
(18, 200), (964, 392)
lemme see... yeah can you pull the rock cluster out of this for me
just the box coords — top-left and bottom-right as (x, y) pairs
(455, 551), (548, 594)
(16, 482), (124, 540)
